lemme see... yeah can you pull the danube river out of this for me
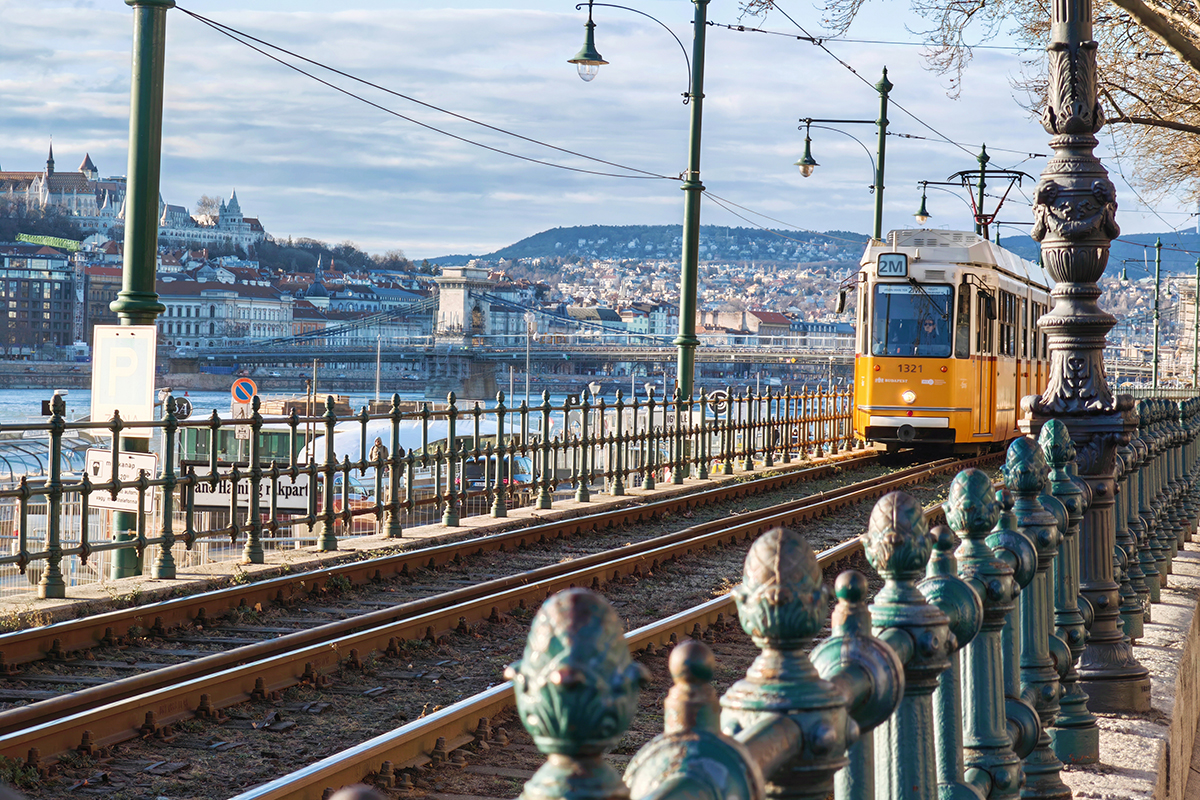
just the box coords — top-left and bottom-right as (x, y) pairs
(0, 388), (431, 426)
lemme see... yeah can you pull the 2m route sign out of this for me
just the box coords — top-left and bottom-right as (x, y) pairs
(90, 326), (157, 438)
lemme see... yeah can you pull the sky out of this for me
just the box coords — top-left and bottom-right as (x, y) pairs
(1, 0), (1195, 260)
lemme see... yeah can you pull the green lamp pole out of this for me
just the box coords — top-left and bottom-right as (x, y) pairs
(796, 68), (892, 242)
(110, 0), (172, 579)
(569, 0), (709, 398)
(675, 0), (709, 399)
(1193, 258), (1199, 389)
(1153, 238), (1162, 391)
(975, 145), (989, 237)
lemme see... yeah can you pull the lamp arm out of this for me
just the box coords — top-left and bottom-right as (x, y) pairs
(575, 2), (692, 99)
(805, 124), (877, 186)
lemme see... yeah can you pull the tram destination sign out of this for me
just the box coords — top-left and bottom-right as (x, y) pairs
(188, 465), (312, 513)
(877, 253), (908, 277)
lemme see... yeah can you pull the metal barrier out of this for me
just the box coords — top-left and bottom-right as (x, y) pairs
(510, 397), (1200, 800)
(0, 385), (854, 599)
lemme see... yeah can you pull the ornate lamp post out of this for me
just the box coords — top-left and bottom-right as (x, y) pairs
(569, 0), (709, 398)
(1021, 0), (1150, 711)
(1193, 258), (1199, 388)
(795, 68), (892, 242)
(1152, 238), (1162, 390)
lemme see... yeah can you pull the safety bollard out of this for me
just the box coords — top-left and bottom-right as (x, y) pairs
(858, 492), (962, 800)
(1038, 420), (1101, 764)
(722, 527), (904, 800)
(506, 589), (649, 800)
(1006, 436), (1070, 800)
(1133, 401), (1163, 603)
(1146, 400), (1172, 580)
(919, 524), (986, 800)
(811, 571), (905, 800)
(1114, 432), (1149, 632)
(509, 530), (910, 800)
(947, 469), (1040, 800)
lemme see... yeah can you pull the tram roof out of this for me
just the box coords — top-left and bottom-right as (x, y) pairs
(864, 229), (1052, 292)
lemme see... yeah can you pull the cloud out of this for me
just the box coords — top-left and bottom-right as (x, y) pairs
(0, 1), (1189, 257)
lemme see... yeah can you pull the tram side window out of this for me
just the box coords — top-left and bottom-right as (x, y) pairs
(998, 291), (1017, 357)
(955, 285), (971, 359)
(1034, 301), (1049, 359)
(871, 283), (953, 357)
(976, 291), (995, 355)
(1021, 297), (1029, 358)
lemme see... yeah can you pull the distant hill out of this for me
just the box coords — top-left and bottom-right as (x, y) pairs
(430, 224), (869, 266)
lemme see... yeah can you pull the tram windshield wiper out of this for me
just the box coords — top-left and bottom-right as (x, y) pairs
(907, 277), (950, 321)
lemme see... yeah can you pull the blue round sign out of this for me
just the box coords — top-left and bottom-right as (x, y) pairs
(231, 378), (258, 403)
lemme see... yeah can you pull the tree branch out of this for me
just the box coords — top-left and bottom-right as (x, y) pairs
(1108, 0), (1200, 73)
(1108, 113), (1200, 134)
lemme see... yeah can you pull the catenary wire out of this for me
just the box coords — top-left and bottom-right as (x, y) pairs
(736, 2), (975, 158)
(176, 6), (677, 182)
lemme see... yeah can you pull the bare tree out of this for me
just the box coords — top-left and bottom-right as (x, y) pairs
(195, 195), (220, 221)
(741, 0), (1200, 200)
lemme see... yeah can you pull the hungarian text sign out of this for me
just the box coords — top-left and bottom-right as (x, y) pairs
(85, 449), (160, 512)
(189, 465), (312, 513)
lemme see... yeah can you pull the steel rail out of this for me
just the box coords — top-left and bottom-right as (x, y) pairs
(0, 451), (877, 666)
(229, 496), (961, 800)
(0, 452), (994, 766)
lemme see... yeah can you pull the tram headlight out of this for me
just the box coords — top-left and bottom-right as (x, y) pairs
(901, 390), (917, 404)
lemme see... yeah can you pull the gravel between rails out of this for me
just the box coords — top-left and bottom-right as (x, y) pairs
(20, 467), (977, 799)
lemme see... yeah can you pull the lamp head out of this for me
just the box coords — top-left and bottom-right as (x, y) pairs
(569, 5), (608, 82)
(795, 134), (818, 178)
(914, 187), (930, 226)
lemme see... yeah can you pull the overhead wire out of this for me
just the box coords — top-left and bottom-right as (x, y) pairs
(707, 20), (1034, 52)
(741, 2), (975, 158)
(175, 6), (677, 182)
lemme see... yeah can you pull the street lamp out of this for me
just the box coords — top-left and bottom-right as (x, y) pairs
(1193, 258), (1199, 389)
(568, 0), (608, 81)
(524, 310), (536, 405)
(914, 183), (930, 225)
(795, 67), (892, 241)
(1153, 238), (1162, 390)
(569, 0), (709, 400)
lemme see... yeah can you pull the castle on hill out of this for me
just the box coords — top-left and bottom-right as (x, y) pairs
(0, 142), (266, 248)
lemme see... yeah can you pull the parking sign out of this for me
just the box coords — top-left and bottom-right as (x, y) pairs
(90, 326), (157, 438)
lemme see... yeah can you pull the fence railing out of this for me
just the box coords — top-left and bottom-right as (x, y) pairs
(510, 395), (1200, 800)
(1, 386), (855, 599)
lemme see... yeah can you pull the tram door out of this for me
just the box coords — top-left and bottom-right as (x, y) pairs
(973, 288), (996, 436)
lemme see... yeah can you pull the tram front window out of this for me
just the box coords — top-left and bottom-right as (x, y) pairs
(871, 284), (953, 357)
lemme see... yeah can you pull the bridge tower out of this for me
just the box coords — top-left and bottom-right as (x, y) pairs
(435, 265), (492, 338)
(430, 265), (497, 400)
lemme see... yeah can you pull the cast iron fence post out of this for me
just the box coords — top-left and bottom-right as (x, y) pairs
(861, 492), (956, 800)
(1007, 437), (1070, 799)
(40, 394), (67, 598)
(948, 469), (1040, 800)
(919, 524), (985, 800)
(315, 397), (338, 552)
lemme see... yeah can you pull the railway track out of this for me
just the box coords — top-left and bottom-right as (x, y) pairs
(231, 488), (966, 800)
(5, 451), (997, 793)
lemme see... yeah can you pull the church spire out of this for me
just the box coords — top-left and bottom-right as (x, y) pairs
(46, 139), (54, 175)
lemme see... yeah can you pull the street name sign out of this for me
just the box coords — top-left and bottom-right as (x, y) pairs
(90, 325), (158, 439)
(85, 448), (160, 512)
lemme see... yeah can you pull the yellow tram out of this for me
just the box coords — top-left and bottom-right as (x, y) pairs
(847, 229), (1052, 453)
